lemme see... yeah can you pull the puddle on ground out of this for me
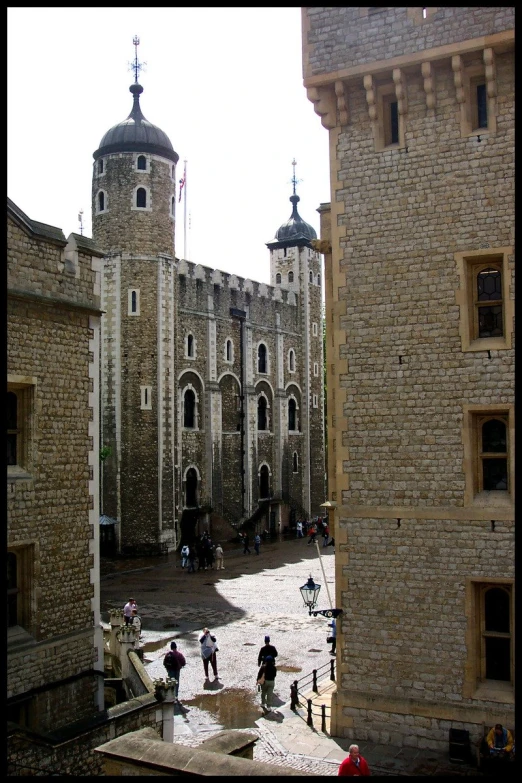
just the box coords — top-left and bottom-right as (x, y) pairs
(183, 687), (263, 729)
(142, 635), (178, 653)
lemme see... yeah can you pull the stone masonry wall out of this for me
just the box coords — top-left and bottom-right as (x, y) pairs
(305, 7), (515, 78)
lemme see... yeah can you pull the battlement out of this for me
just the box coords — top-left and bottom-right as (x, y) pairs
(177, 258), (298, 307)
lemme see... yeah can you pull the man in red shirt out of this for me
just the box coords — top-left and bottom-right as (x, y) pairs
(338, 744), (370, 776)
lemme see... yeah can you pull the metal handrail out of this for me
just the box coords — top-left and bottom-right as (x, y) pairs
(290, 658), (336, 733)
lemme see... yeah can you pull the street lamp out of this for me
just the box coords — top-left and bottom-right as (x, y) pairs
(299, 574), (342, 618)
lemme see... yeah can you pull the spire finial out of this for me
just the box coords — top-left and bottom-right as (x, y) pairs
(78, 209), (84, 236)
(130, 35), (146, 83)
(291, 158), (298, 195)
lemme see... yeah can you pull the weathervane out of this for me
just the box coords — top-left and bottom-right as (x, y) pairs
(78, 209), (84, 236)
(291, 158), (302, 195)
(129, 35), (146, 82)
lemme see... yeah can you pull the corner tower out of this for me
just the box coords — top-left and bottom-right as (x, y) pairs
(94, 38), (179, 554)
(267, 162), (325, 519)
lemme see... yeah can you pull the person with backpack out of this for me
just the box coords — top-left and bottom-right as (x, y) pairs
(163, 641), (186, 701)
(256, 654), (277, 712)
(180, 544), (190, 568)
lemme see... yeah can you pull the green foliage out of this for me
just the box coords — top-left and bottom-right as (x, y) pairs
(100, 445), (112, 462)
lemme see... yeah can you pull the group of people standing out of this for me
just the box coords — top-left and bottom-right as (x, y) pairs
(180, 533), (225, 572)
(162, 627), (220, 706)
(295, 517), (333, 548)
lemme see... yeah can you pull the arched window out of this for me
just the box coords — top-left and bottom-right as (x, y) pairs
(136, 187), (147, 208)
(289, 349), (295, 372)
(258, 343), (267, 373)
(98, 159), (104, 175)
(293, 452), (298, 472)
(317, 273), (321, 286)
(137, 155), (147, 170)
(288, 398), (297, 431)
(259, 465), (270, 499)
(98, 191), (105, 212)
(171, 165), (175, 179)
(475, 266), (503, 338)
(187, 334), (194, 358)
(276, 273), (281, 284)
(257, 396), (267, 431)
(483, 586), (511, 680)
(480, 418), (507, 490)
(171, 197), (175, 216)
(226, 339), (232, 362)
(288, 271), (294, 283)
(184, 389), (196, 428)
(309, 270), (313, 283)
(185, 467), (198, 507)
(131, 291), (137, 313)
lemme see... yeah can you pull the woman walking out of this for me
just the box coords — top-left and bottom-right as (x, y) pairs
(256, 654), (277, 712)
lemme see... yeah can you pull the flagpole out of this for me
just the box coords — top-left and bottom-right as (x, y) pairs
(183, 159), (187, 260)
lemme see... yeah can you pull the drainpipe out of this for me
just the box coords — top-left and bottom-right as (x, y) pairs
(230, 308), (247, 519)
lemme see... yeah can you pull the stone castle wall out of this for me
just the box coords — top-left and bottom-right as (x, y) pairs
(304, 6), (514, 750)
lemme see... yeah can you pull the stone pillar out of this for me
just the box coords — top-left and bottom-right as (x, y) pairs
(109, 608), (123, 660)
(154, 679), (177, 743)
(119, 625), (138, 680)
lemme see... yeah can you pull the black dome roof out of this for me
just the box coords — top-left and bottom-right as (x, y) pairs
(93, 83), (178, 164)
(267, 194), (317, 249)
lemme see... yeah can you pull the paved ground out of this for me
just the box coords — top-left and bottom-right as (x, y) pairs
(100, 538), (486, 776)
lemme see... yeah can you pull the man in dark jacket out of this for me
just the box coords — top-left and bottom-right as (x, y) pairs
(258, 635), (278, 665)
(163, 641), (186, 701)
(257, 654), (277, 711)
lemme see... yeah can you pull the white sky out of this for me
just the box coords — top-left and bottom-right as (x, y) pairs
(8, 7), (330, 283)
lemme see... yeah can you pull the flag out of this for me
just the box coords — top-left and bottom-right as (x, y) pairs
(178, 163), (186, 203)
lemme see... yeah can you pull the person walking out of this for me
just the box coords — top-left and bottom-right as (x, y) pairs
(187, 543), (197, 573)
(296, 520), (303, 538)
(243, 532), (251, 554)
(180, 543), (190, 568)
(327, 618), (337, 654)
(123, 597), (137, 625)
(256, 654), (277, 712)
(206, 539), (215, 570)
(199, 627), (219, 679)
(338, 744), (370, 776)
(214, 542), (225, 570)
(163, 641), (186, 701)
(307, 522), (317, 545)
(254, 533), (261, 555)
(322, 524), (330, 547)
(257, 634), (278, 666)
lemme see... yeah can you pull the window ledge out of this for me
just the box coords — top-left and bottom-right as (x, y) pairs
(8, 625), (35, 648)
(7, 468), (33, 482)
(472, 680), (514, 704)
(471, 491), (512, 508)
(466, 336), (509, 352)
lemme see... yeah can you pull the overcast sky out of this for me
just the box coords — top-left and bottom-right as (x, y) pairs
(8, 7), (330, 283)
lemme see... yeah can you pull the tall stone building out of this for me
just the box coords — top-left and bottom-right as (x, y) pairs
(302, 7), (514, 750)
(93, 77), (325, 554)
(7, 199), (105, 761)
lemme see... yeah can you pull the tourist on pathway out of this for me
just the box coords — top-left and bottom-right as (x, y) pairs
(254, 533), (261, 555)
(307, 522), (317, 545)
(257, 634), (278, 666)
(214, 542), (225, 570)
(130, 608), (142, 648)
(200, 627), (219, 679)
(243, 532), (251, 554)
(296, 520), (303, 538)
(256, 654), (277, 712)
(163, 641), (186, 701)
(338, 744), (370, 776)
(180, 544), (190, 568)
(322, 524), (330, 547)
(327, 617), (337, 654)
(187, 543), (197, 573)
(123, 597), (137, 625)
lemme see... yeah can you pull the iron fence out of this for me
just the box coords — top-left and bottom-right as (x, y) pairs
(290, 657), (336, 733)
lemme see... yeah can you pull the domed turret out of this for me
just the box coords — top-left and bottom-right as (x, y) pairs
(268, 193), (317, 249)
(93, 82), (178, 164)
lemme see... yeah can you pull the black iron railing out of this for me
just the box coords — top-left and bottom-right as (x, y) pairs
(290, 658), (336, 733)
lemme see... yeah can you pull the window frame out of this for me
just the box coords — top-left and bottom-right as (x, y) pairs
(140, 385), (152, 411)
(128, 288), (140, 316)
(186, 333), (195, 359)
(7, 378), (36, 478)
(288, 349), (296, 373)
(462, 404), (514, 507)
(7, 544), (36, 642)
(135, 154), (149, 172)
(96, 189), (108, 214)
(464, 577), (514, 701)
(455, 247), (513, 352)
(182, 386), (198, 430)
(257, 343), (268, 374)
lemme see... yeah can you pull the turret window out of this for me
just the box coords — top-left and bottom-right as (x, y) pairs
(97, 159), (104, 175)
(137, 155), (147, 171)
(288, 349), (296, 373)
(257, 343), (267, 374)
(276, 273), (281, 284)
(309, 270), (313, 283)
(312, 322), (318, 336)
(317, 273), (321, 287)
(225, 339), (233, 363)
(288, 398), (297, 431)
(257, 395), (268, 431)
(136, 188), (147, 208)
(128, 288), (140, 316)
(186, 333), (195, 359)
(288, 271), (294, 283)
(96, 190), (107, 214)
(183, 389), (196, 429)
(293, 452), (299, 473)
(171, 196), (175, 217)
